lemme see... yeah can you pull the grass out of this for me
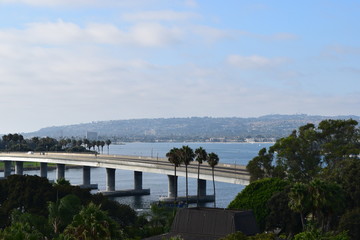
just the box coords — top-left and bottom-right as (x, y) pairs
(0, 162), (57, 171)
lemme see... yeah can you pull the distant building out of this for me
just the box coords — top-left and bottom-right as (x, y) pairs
(145, 207), (259, 240)
(86, 131), (98, 141)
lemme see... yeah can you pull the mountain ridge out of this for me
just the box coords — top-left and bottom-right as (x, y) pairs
(22, 114), (360, 142)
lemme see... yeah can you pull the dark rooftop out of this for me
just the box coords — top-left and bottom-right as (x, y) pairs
(144, 207), (259, 240)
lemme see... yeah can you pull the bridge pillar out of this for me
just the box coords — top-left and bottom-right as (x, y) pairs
(106, 168), (116, 191)
(198, 179), (207, 197)
(4, 161), (12, 177)
(83, 166), (91, 186)
(15, 161), (23, 175)
(167, 175), (178, 199)
(40, 163), (48, 178)
(134, 171), (143, 190)
(56, 164), (65, 180)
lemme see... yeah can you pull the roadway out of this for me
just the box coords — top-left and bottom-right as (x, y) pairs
(0, 152), (250, 185)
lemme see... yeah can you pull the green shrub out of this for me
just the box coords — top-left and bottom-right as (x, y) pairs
(228, 178), (289, 231)
(338, 207), (360, 240)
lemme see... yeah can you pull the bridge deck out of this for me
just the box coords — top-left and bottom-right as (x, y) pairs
(0, 152), (250, 185)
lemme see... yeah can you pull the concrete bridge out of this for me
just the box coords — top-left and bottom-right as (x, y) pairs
(0, 152), (250, 202)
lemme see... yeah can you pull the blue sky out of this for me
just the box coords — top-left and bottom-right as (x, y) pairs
(0, 0), (359, 133)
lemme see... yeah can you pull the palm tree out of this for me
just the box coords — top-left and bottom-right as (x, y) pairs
(207, 152), (219, 208)
(63, 202), (122, 240)
(96, 141), (101, 152)
(180, 145), (195, 206)
(288, 182), (308, 230)
(92, 141), (97, 152)
(48, 194), (82, 234)
(166, 147), (182, 202)
(83, 139), (90, 150)
(195, 147), (207, 206)
(105, 139), (111, 154)
(100, 141), (105, 154)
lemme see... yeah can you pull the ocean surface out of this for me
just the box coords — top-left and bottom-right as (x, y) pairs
(24, 142), (273, 211)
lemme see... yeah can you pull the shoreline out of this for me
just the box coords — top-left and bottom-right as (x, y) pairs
(113, 141), (276, 145)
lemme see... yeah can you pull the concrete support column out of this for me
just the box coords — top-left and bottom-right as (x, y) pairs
(40, 163), (48, 178)
(134, 171), (143, 190)
(56, 164), (65, 180)
(15, 161), (23, 175)
(4, 161), (12, 177)
(198, 179), (207, 197)
(83, 166), (91, 186)
(106, 168), (116, 191)
(167, 175), (178, 198)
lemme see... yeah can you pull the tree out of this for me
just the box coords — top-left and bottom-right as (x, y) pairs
(338, 207), (360, 240)
(246, 148), (274, 182)
(92, 140), (97, 151)
(62, 202), (124, 240)
(48, 194), (82, 234)
(207, 152), (219, 207)
(0, 175), (56, 228)
(0, 222), (45, 240)
(83, 139), (90, 150)
(307, 179), (344, 231)
(288, 182), (309, 230)
(105, 139), (111, 154)
(179, 145), (195, 206)
(166, 147), (182, 202)
(288, 179), (345, 232)
(246, 120), (360, 183)
(228, 178), (289, 232)
(326, 158), (360, 210)
(318, 119), (360, 170)
(195, 147), (207, 206)
(266, 187), (303, 237)
(100, 141), (105, 154)
(272, 124), (322, 182)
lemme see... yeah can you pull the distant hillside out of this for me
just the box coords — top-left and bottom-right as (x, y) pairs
(23, 114), (360, 142)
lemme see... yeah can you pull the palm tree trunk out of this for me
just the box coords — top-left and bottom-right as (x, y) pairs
(300, 212), (305, 230)
(197, 163), (200, 207)
(212, 167), (216, 208)
(174, 165), (177, 202)
(186, 165), (189, 207)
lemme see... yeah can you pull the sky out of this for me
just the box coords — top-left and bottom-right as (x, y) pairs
(0, 0), (360, 133)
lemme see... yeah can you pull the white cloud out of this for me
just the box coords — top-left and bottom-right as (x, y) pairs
(1, 0), (161, 7)
(0, 19), (184, 47)
(226, 55), (289, 69)
(122, 10), (200, 22)
(129, 22), (183, 47)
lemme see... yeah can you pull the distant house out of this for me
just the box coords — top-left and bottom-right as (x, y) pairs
(144, 207), (259, 240)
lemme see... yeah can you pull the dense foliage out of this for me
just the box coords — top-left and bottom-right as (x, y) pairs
(0, 175), (172, 240)
(228, 178), (289, 231)
(0, 133), (112, 153)
(241, 119), (360, 239)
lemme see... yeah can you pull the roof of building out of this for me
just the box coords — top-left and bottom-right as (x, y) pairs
(144, 207), (259, 240)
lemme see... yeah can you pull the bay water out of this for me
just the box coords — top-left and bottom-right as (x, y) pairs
(24, 142), (273, 211)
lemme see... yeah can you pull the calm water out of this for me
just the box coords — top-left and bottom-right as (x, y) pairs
(24, 142), (273, 211)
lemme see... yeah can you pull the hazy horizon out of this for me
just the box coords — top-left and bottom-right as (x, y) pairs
(5, 113), (360, 135)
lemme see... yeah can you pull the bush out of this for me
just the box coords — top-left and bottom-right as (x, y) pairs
(228, 178), (289, 231)
(293, 228), (349, 240)
(338, 207), (360, 240)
